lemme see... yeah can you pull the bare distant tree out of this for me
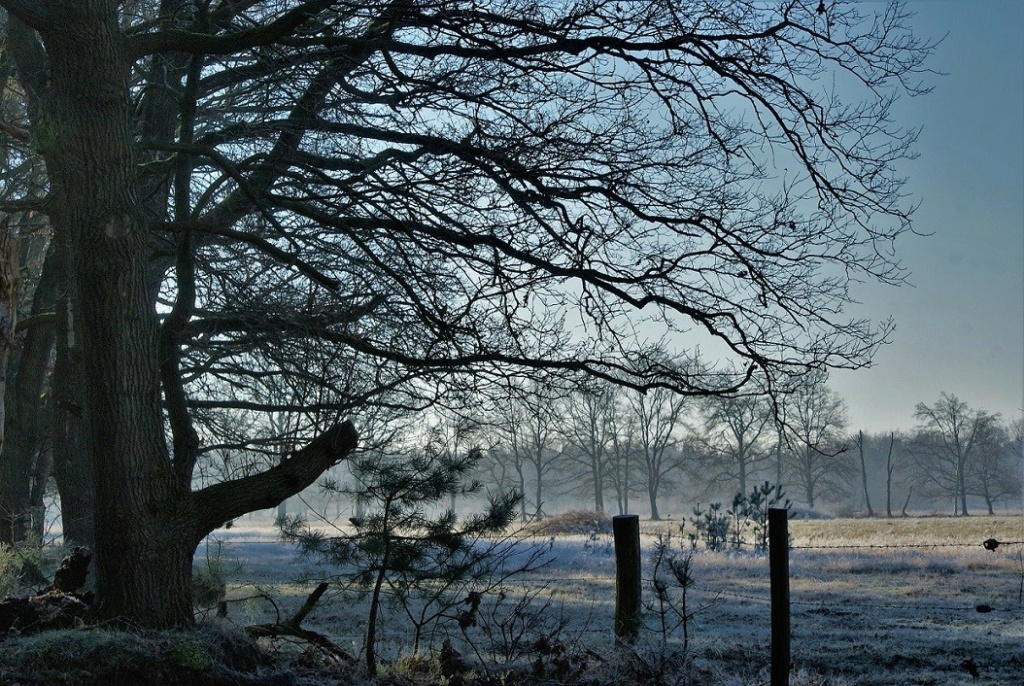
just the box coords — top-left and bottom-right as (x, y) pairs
(850, 430), (912, 518)
(423, 410), (489, 513)
(1012, 417), (1024, 457)
(910, 393), (1001, 516)
(563, 381), (619, 512)
(883, 432), (905, 518)
(695, 394), (774, 497)
(784, 378), (851, 509)
(630, 381), (690, 520)
(965, 422), (1020, 515)
(495, 383), (567, 520)
(607, 397), (641, 516)
(855, 431), (875, 516)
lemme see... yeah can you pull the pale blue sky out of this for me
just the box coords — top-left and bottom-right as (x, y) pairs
(832, 0), (1024, 432)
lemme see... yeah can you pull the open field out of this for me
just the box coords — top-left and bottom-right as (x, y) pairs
(204, 514), (1024, 685)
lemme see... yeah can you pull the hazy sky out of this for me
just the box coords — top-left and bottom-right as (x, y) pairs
(830, 1), (1024, 432)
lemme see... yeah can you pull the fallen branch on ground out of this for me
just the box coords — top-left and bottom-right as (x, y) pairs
(245, 582), (355, 664)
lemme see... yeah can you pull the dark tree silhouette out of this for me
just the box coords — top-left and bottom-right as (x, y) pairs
(631, 382), (689, 520)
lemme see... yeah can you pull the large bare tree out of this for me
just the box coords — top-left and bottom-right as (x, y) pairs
(497, 381), (567, 519)
(607, 393), (640, 516)
(0, 0), (931, 627)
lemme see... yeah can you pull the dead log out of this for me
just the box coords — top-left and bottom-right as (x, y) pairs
(0, 546), (94, 636)
(0, 592), (90, 635)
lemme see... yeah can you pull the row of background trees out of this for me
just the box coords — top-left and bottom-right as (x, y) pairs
(267, 383), (1023, 524)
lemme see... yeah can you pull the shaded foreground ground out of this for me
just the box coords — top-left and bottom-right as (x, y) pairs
(2, 515), (1023, 685)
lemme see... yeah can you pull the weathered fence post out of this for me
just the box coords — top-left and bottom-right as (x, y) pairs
(769, 507), (790, 686)
(613, 514), (641, 643)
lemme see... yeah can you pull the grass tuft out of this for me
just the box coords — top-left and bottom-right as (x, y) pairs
(0, 621), (282, 685)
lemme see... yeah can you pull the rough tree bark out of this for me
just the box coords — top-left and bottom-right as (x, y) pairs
(51, 272), (95, 550)
(0, 218), (20, 541)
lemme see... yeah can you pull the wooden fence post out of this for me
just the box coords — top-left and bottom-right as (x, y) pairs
(613, 514), (641, 643)
(769, 507), (790, 686)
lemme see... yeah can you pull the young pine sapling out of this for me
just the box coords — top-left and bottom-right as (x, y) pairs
(282, 446), (522, 676)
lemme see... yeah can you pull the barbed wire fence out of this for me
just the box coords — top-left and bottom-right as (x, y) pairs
(475, 524), (1024, 681)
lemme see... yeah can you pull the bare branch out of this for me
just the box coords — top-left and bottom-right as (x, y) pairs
(0, 0), (54, 31)
(128, 0), (339, 60)
(156, 220), (342, 292)
(245, 583), (356, 664)
(0, 118), (30, 144)
(192, 420), (358, 539)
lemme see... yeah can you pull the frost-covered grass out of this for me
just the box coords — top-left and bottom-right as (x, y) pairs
(0, 623), (281, 685)
(207, 514), (1024, 685)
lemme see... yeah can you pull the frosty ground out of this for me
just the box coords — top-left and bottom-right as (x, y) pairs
(202, 515), (1024, 686)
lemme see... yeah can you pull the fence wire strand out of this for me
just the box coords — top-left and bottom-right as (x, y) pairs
(791, 538), (1024, 551)
(793, 542), (977, 550)
(705, 588), (1023, 616)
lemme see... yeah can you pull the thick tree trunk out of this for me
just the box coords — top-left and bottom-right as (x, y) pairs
(1, 20), (66, 550)
(27, 428), (52, 542)
(2, 245), (65, 547)
(191, 422), (358, 535)
(0, 222), (19, 455)
(51, 285), (94, 550)
(36, 4), (191, 627)
(15, 0), (363, 630)
(0, 220), (21, 543)
(648, 483), (660, 521)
